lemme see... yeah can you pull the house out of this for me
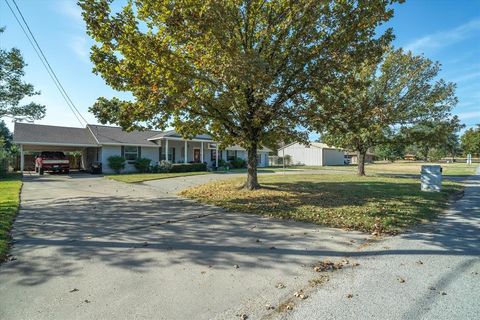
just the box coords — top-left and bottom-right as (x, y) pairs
(278, 142), (345, 166)
(13, 123), (271, 173)
(344, 152), (375, 164)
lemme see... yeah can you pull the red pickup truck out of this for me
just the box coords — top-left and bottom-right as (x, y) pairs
(35, 151), (70, 175)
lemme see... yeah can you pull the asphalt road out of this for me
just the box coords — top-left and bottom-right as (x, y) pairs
(283, 169), (480, 320)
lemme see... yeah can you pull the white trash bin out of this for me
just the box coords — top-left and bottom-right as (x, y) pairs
(421, 165), (442, 192)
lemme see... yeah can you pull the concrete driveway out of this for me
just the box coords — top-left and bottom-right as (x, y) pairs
(0, 173), (367, 320)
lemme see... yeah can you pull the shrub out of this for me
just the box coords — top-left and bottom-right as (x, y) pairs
(134, 157), (152, 173)
(229, 157), (246, 169)
(108, 156), (126, 174)
(170, 163), (207, 173)
(158, 160), (173, 173)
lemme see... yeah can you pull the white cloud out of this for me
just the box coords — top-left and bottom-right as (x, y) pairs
(70, 35), (90, 63)
(457, 110), (480, 120)
(56, 1), (84, 26)
(405, 19), (480, 53)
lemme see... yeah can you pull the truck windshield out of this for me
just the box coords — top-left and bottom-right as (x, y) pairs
(41, 152), (66, 158)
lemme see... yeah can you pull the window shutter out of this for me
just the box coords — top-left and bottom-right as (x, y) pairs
(138, 146), (142, 159)
(159, 147), (162, 161)
(121, 146), (125, 158)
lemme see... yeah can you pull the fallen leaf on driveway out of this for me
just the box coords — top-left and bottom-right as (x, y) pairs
(397, 277), (406, 283)
(441, 292), (447, 295)
(265, 304), (275, 310)
(238, 313), (248, 319)
(233, 264), (239, 269)
(347, 293), (354, 298)
(313, 260), (343, 272)
(84, 299), (91, 303)
(69, 288), (79, 293)
(416, 260), (424, 265)
(294, 290), (308, 300)
(428, 286), (436, 291)
(276, 283), (286, 289)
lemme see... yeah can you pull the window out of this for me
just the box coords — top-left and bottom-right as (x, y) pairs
(227, 150), (237, 161)
(211, 149), (217, 161)
(161, 147), (175, 162)
(122, 146), (140, 163)
(257, 153), (262, 165)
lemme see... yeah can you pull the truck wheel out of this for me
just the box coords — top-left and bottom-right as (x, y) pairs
(34, 166), (38, 173)
(39, 168), (44, 175)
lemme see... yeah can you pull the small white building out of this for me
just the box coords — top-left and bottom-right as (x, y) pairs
(278, 142), (345, 166)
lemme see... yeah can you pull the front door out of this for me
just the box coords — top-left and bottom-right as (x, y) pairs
(193, 148), (201, 162)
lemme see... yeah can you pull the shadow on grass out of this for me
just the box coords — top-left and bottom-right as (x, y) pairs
(209, 178), (463, 233)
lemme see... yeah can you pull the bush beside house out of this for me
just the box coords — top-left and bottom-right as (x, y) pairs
(108, 156), (126, 173)
(170, 163), (207, 173)
(134, 157), (152, 173)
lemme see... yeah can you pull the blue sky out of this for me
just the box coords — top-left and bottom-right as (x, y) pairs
(0, 0), (479, 134)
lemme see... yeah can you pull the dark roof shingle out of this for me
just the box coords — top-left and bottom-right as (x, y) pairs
(86, 125), (161, 146)
(13, 122), (98, 146)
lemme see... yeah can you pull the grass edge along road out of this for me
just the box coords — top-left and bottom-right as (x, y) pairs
(0, 174), (22, 262)
(106, 171), (210, 183)
(181, 173), (463, 235)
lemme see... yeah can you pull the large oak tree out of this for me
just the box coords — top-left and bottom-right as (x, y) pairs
(310, 47), (458, 175)
(0, 28), (45, 122)
(79, 0), (398, 189)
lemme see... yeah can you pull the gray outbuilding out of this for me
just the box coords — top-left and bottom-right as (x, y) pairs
(278, 142), (345, 166)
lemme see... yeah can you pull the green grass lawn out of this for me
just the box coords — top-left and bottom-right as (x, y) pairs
(106, 171), (210, 183)
(180, 173), (462, 234)
(281, 162), (478, 176)
(0, 174), (22, 261)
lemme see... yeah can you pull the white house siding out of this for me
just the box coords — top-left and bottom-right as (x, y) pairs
(322, 148), (345, 166)
(101, 145), (122, 173)
(141, 146), (160, 164)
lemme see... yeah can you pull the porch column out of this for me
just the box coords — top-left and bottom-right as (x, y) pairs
(184, 140), (188, 163)
(200, 141), (204, 163)
(215, 144), (219, 167)
(20, 144), (24, 173)
(165, 139), (169, 161)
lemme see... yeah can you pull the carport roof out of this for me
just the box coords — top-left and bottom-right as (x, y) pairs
(13, 122), (98, 146)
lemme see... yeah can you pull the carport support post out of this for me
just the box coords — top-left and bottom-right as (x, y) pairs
(200, 142), (204, 163)
(215, 144), (219, 168)
(20, 144), (24, 173)
(184, 140), (188, 163)
(165, 139), (169, 161)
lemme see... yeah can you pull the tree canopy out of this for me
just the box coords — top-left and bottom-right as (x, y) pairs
(0, 27), (45, 122)
(79, 0), (399, 189)
(310, 47), (458, 175)
(461, 125), (480, 156)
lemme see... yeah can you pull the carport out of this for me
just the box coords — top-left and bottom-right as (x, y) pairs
(13, 122), (100, 172)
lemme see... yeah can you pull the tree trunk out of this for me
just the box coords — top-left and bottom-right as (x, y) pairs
(245, 143), (260, 190)
(357, 150), (366, 176)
